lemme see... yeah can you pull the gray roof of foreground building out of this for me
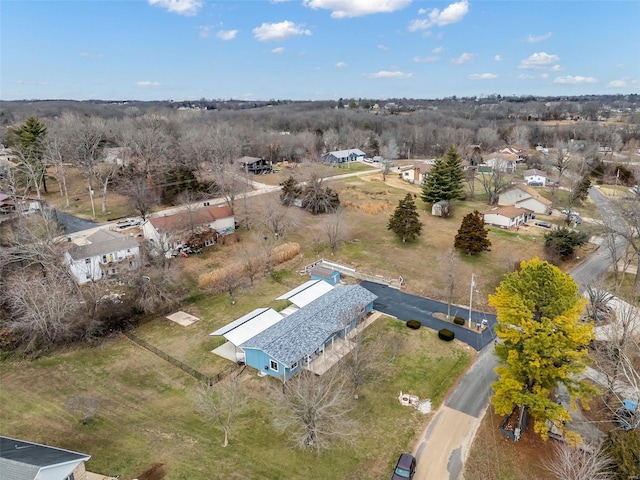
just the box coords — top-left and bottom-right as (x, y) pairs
(66, 231), (139, 261)
(241, 285), (377, 366)
(0, 435), (90, 480)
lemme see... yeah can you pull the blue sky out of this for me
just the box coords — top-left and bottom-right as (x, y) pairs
(1, 0), (639, 101)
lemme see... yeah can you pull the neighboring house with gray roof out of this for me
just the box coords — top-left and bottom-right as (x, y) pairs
(65, 229), (140, 284)
(0, 435), (91, 480)
(322, 148), (366, 164)
(240, 285), (377, 381)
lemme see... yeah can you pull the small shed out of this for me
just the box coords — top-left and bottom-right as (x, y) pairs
(431, 200), (450, 217)
(310, 265), (340, 286)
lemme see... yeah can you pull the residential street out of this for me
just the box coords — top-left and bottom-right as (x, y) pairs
(406, 187), (626, 480)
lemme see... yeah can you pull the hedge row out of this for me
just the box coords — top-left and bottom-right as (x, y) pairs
(438, 329), (455, 341)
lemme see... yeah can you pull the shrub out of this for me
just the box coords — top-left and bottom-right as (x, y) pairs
(453, 317), (466, 326)
(271, 242), (300, 264)
(438, 329), (455, 341)
(406, 319), (421, 330)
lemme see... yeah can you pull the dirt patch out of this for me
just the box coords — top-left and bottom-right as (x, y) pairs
(136, 463), (166, 480)
(465, 406), (556, 480)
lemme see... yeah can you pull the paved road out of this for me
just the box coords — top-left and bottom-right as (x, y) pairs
(52, 209), (102, 234)
(360, 281), (496, 351)
(571, 187), (627, 291)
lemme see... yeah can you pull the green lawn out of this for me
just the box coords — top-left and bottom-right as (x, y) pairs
(0, 316), (471, 479)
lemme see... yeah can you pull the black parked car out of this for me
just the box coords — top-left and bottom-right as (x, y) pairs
(392, 453), (416, 479)
(535, 221), (552, 228)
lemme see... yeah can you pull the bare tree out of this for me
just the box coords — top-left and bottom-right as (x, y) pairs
(258, 197), (295, 238)
(44, 131), (70, 207)
(4, 269), (84, 352)
(343, 329), (388, 400)
(552, 141), (573, 181)
(239, 243), (266, 287)
(543, 441), (613, 480)
(271, 368), (357, 452)
(118, 174), (160, 220)
(195, 375), (248, 447)
(66, 395), (100, 425)
(323, 207), (347, 254)
(478, 167), (511, 205)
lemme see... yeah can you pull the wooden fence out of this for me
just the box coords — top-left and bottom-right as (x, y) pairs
(125, 332), (237, 386)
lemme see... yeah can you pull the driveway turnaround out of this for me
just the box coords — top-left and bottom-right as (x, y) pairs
(360, 282), (496, 351)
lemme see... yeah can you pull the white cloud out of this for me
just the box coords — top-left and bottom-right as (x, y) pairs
(216, 29), (238, 40)
(518, 73), (548, 79)
(377, 44), (389, 50)
(469, 73), (497, 80)
(148, 0), (202, 16)
(271, 47), (285, 53)
(554, 75), (598, 85)
(526, 32), (552, 43)
(451, 52), (474, 64)
(364, 70), (414, 79)
(607, 78), (639, 88)
(303, 0), (412, 18)
(335, 62), (348, 67)
(518, 52), (559, 69)
(494, 54), (502, 61)
(413, 56), (439, 63)
(615, 64), (624, 69)
(432, 46), (444, 54)
(198, 26), (212, 38)
(408, 0), (469, 31)
(136, 81), (161, 88)
(550, 64), (563, 71)
(252, 21), (311, 41)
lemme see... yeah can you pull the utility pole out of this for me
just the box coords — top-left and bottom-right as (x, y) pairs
(469, 273), (475, 329)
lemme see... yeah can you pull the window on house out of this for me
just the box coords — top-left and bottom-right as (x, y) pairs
(102, 255), (107, 263)
(290, 361), (298, 370)
(85, 273), (91, 280)
(269, 360), (279, 372)
(85, 258), (91, 264)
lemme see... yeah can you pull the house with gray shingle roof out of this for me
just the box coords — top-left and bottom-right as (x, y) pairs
(65, 229), (140, 284)
(239, 284), (377, 381)
(0, 435), (91, 480)
(321, 148), (366, 164)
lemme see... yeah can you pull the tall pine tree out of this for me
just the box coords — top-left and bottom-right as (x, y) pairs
(388, 193), (423, 243)
(421, 145), (464, 204)
(454, 210), (491, 255)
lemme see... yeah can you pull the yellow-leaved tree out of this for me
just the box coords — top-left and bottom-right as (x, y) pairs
(489, 257), (596, 441)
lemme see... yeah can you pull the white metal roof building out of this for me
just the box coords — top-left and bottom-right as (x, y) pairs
(210, 308), (284, 346)
(275, 279), (334, 308)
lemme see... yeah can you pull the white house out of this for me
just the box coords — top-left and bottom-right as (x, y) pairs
(482, 206), (531, 229)
(143, 204), (234, 254)
(65, 230), (140, 284)
(401, 163), (433, 184)
(485, 154), (516, 173)
(523, 169), (547, 186)
(321, 149), (366, 164)
(498, 185), (552, 214)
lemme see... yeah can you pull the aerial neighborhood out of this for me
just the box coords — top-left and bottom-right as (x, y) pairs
(1, 93), (638, 480)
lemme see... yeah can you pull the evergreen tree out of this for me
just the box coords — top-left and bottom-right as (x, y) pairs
(544, 227), (589, 260)
(454, 210), (491, 255)
(9, 116), (49, 193)
(570, 173), (592, 204)
(388, 193), (423, 243)
(280, 175), (302, 206)
(489, 258), (596, 441)
(421, 145), (464, 204)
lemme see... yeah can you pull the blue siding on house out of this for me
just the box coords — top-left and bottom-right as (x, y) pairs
(311, 270), (340, 286)
(240, 285), (377, 380)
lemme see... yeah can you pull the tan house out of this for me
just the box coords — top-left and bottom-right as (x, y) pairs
(401, 163), (433, 184)
(482, 206), (532, 229)
(498, 185), (552, 214)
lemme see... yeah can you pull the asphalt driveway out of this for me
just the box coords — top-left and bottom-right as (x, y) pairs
(360, 281), (496, 351)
